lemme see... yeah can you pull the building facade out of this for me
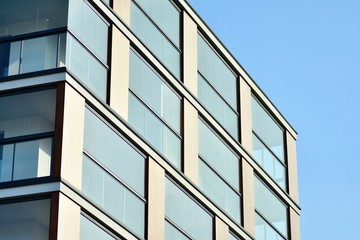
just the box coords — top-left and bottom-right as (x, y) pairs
(0, 0), (300, 239)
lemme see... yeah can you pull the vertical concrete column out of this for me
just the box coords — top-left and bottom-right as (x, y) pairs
(290, 208), (301, 240)
(110, 25), (130, 120)
(61, 83), (85, 190)
(147, 158), (165, 240)
(240, 76), (253, 153)
(215, 216), (229, 240)
(183, 11), (198, 96)
(113, 0), (131, 25)
(286, 131), (299, 203)
(57, 193), (81, 240)
(242, 158), (255, 236)
(183, 99), (198, 184)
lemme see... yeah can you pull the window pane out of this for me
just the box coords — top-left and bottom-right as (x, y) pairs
(199, 159), (241, 224)
(84, 108), (145, 196)
(252, 97), (284, 162)
(198, 119), (239, 190)
(129, 93), (181, 168)
(0, 89), (56, 139)
(20, 35), (58, 74)
(82, 155), (145, 238)
(68, 0), (108, 62)
(165, 220), (191, 240)
(254, 176), (287, 237)
(0, 199), (50, 240)
(165, 178), (213, 240)
(255, 213), (286, 240)
(130, 1), (180, 79)
(0, 0), (68, 37)
(229, 232), (240, 240)
(80, 215), (116, 240)
(66, 34), (107, 101)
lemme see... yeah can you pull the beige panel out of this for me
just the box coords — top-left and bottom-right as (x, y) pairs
(57, 193), (81, 240)
(113, 0), (131, 26)
(183, 11), (198, 96)
(290, 208), (301, 240)
(110, 25), (130, 121)
(242, 159), (255, 236)
(61, 84), (85, 189)
(215, 216), (229, 240)
(183, 100), (198, 184)
(147, 158), (165, 240)
(240, 76), (253, 152)
(287, 131), (299, 203)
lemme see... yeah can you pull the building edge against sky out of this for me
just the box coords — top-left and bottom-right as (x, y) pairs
(0, 0), (300, 239)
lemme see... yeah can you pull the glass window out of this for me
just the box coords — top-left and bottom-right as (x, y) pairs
(0, 33), (66, 78)
(165, 177), (213, 240)
(198, 119), (241, 224)
(252, 96), (286, 190)
(0, 199), (50, 240)
(80, 215), (116, 240)
(254, 176), (288, 239)
(66, 34), (107, 101)
(197, 34), (238, 139)
(84, 108), (145, 196)
(229, 231), (241, 240)
(0, 89), (56, 182)
(129, 50), (181, 169)
(130, 0), (180, 79)
(82, 108), (146, 238)
(68, 0), (109, 63)
(0, 0), (68, 38)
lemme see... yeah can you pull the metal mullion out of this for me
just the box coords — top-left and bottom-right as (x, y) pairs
(198, 155), (241, 197)
(129, 89), (182, 139)
(252, 131), (287, 168)
(132, 0), (181, 52)
(83, 150), (147, 203)
(0, 132), (54, 145)
(255, 210), (287, 240)
(198, 71), (239, 115)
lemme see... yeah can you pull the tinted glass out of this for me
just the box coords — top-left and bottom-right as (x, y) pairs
(68, 0), (108, 62)
(199, 159), (241, 224)
(0, 199), (50, 240)
(0, 89), (56, 139)
(254, 176), (287, 238)
(229, 232), (240, 240)
(252, 97), (284, 162)
(82, 155), (145, 237)
(253, 135), (286, 189)
(80, 215), (116, 240)
(130, 1), (180, 79)
(66, 34), (107, 101)
(255, 213), (286, 240)
(165, 220), (191, 240)
(198, 119), (239, 189)
(84, 108), (145, 196)
(165, 178), (213, 240)
(0, 0), (67, 38)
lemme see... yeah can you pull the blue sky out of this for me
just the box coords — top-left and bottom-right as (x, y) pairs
(188, 1), (360, 239)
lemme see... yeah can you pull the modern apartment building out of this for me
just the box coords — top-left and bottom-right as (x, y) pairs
(0, 0), (300, 239)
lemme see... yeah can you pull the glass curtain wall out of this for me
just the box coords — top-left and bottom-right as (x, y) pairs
(252, 96), (286, 189)
(0, 89), (56, 182)
(82, 108), (146, 238)
(198, 119), (241, 224)
(254, 176), (288, 240)
(197, 34), (238, 140)
(165, 177), (213, 240)
(128, 50), (181, 169)
(130, 0), (181, 79)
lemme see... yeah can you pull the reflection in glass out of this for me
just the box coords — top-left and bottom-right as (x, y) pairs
(0, 199), (50, 240)
(255, 213), (286, 240)
(165, 220), (191, 240)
